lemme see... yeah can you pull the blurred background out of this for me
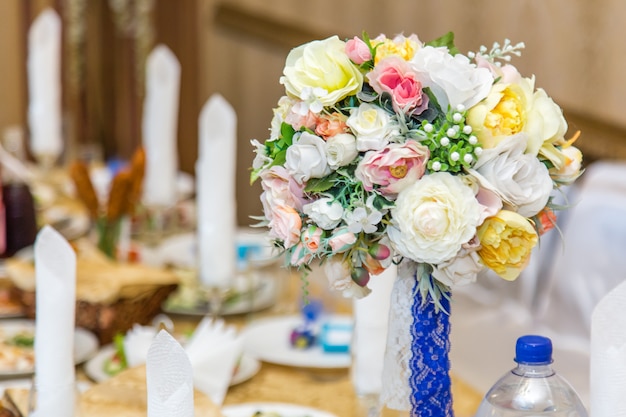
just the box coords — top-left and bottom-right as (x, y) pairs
(1, 0), (625, 226)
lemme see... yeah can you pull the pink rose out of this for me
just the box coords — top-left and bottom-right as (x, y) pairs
(355, 140), (429, 196)
(268, 205), (302, 249)
(260, 166), (306, 211)
(285, 107), (318, 131)
(301, 225), (324, 253)
(289, 242), (312, 266)
(345, 36), (372, 65)
(327, 227), (357, 252)
(315, 112), (349, 139)
(367, 56), (428, 115)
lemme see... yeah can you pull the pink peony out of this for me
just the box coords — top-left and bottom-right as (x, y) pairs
(367, 56), (428, 115)
(355, 140), (429, 196)
(268, 204), (302, 249)
(260, 165), (307, 211)
(345, 36), (372, 65)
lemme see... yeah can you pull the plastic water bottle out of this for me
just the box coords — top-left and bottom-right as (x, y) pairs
(474, 335), (588, 417)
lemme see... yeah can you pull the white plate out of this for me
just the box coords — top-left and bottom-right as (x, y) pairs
(222, 402), (338, 417)
(241, 315), (352, 369)
(0, 319), (99, 378)
(83, 344), (260, 386)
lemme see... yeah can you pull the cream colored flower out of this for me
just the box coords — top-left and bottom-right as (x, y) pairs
(388, 172), (481, 265)
(324, 256), (371, 299)
(477, 210), (538, 281)
(280, 36), (363, 107)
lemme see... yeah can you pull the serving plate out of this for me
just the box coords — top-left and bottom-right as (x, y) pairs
(0, 319), (98, 378)
(222, 402), (338, 417)
(84, 344), (260, 386)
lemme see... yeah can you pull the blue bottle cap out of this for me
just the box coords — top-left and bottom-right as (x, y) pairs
(515, 335), (553, 365)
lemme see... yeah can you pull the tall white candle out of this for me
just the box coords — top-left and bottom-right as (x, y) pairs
(196, 94), (237, 288)
(142, 45), (181, 208)
(27, 8), (63, 163)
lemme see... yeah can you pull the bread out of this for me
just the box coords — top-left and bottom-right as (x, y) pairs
(80, 365), (223, 417)
(5, 239), (179, 344)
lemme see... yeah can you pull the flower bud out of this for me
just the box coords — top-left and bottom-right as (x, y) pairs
(351, 267), (370, 287)
(368, 243), (391, 260)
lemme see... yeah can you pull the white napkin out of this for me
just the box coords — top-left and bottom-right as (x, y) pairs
(590, 279), (626, 417)
(142, 44), (181, 208)
(351, 264), (396, 395)
(146, 330), (194, 417)
(27, 8), (63, 164)
(184, 316), (243, 406)
(123, 324), (158, 368)
(196, 94), (238, 288)
(32, 226), (77, 417)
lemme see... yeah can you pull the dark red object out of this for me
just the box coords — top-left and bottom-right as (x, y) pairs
(2, 183), (37, 257)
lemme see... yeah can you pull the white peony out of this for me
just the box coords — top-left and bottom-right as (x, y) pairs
(389, 172), (481, 265)
(302, 197), (344, 230)
(410, 46), (493, 111)
(285, 131), (331, 183)
(469, 133), (553, 218)
(325, 133), (358, 169)
(346, 103), (398, 151)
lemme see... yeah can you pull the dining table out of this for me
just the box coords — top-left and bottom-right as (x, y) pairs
(0, 237), (484, 417)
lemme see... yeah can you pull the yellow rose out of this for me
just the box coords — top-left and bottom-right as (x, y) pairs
(477, 210), (538, 281)
(280, 36), (363, 107)
(467, 77), (568, 167)
(372, 34), (422, 64)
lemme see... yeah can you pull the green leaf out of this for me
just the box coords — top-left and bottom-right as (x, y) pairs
(304, 175), (336, 193)
(426, 32), (460, 56)
(280, 122), (296, 142)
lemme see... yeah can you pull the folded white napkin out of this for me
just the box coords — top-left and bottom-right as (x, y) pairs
(32, 226), (77, 417)
(351, 264), (396, 395)
(123, 324), (158, 368)
(184, 316), (243, 406)
(142, 44), (181, 208)
(27, 8), (63, 164)
(590, 279), (626, 417)
(196, 94), (237, 288)
(146, 330), (194, 417)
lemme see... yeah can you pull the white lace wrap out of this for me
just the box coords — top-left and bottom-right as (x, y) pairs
(380, 261), (417, 411)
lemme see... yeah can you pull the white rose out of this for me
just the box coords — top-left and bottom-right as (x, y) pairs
(432, 238), (483, 286)
(285, 131), (331, 183)
(410, 46), (493, 111)
(346, 103), (397, 151)
(325, 133), (358, 169)
(303, 197), (344, 230)
(324, 256), (371, 299)
(389, 172), (481, 264)
(469, 133), (553, 218)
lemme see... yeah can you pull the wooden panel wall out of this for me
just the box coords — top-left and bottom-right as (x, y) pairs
(2, 1), (626, 226)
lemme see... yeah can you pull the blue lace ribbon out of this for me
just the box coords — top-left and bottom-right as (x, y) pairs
(408, 280), (453, 417)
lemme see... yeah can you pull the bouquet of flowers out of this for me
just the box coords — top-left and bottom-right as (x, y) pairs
(250, 31), (582, 416)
